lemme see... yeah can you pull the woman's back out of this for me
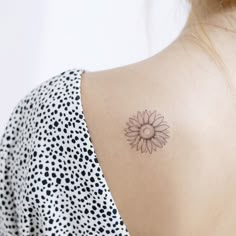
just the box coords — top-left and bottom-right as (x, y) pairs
(80, 32), (236, 235)
(1, 0), (236, 235)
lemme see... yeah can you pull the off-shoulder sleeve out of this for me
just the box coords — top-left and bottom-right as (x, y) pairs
(0, 68), (130, 236)
(0, 98), (26, 235)
(0, 68), (87, 235)
(0, 69), (70, 235)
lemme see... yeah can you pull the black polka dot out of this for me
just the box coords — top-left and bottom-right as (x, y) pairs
(88, 149), (93, 156)
(98, 189), (103, 195)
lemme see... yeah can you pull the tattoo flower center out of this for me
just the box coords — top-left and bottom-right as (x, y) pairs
(140, 124), (155, 139)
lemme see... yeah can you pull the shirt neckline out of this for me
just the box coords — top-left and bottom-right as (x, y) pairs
(77, 69), (131, 236)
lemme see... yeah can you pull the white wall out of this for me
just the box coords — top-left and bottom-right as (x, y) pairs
(0, 0), (190, 135)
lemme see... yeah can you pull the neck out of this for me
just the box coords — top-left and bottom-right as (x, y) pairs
(172, 5), (236, 97)
(144, 4), (236, 79)
(145, 5), (236, 96)
(181, 3), (236, 37)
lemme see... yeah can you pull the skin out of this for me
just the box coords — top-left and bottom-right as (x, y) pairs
(80, 2), (236, 235)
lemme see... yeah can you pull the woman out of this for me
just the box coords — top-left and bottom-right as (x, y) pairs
(1, 0), (236, 235)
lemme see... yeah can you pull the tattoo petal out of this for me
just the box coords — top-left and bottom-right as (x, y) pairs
(152, 116), (164, 127)
(148, 111), (157, 124)
(155, 124), (169, 132)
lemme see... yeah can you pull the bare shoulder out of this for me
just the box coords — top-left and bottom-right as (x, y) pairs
(81, 42), (236, 157)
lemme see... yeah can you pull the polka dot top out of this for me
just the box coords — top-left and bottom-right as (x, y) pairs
(0, 69), (130, 236)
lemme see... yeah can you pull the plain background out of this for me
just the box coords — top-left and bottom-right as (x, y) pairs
(0, 0), (190, 135)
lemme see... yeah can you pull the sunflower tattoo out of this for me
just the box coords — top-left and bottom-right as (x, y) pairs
(124, 110), (170, 154)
